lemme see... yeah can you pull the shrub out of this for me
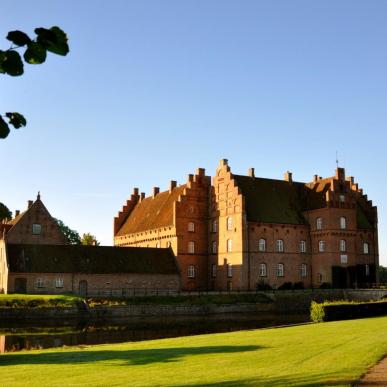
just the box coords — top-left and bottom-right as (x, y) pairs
(319, 282), (332, 289)
(293, 282), (305, 290)
(278, 282), (293, 290)
(256, 281), (272, 291)
(310, 301), (325, 322)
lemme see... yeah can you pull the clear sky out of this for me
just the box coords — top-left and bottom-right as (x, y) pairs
(1, 1), (386, 265)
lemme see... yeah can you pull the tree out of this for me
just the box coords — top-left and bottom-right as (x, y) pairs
(81, 233), (100, 246)
(1, 26), (69, 138)
(378, 266), (387, 284)
(54, 218), (81, 245)
(0, 202), (11, 221)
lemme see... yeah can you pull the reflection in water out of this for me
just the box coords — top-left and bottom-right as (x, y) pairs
(0, 313), (308, 353)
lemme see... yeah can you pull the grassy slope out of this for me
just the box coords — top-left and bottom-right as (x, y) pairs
(1, 316), (387, 386)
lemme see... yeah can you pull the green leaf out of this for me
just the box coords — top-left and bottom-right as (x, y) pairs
(6, 30), (31, 46)
(0, 116), (10, 139)
(36, 26), (69, 56)
(0, 50), (5, 73)
(5, 112), (27, 129)
(23, 42), (47, 64)
(1, 50), (23, 76)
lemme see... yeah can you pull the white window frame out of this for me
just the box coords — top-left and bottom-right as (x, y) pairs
(299, 240), (306, 253)
(277, 263), (284, 277)
(32, 223), (42, 235)
(340, 216), (347, 230)
(227, 239), (233, 253)
(301, 264), (307, 278)
(188, 222), (195, 232)
(276, 239), (284, 252)
(258, 239), (266, 252)
(259, 263), (267, 277)
(212, 241), (217, 254)
(188, 241), (195, 254)
(55, 277), (64, 288)
(227, 264), (233, 278)
(36, 278), (44, 288)
(227, 217), (233, 231)
(187, 265), (195, 278)
(363, 242), (369, 254)
(340, 254), (348, 264)
(340, 239), (346, 252)
(316, 217), (322, 230)
(319, 240), (325, 252)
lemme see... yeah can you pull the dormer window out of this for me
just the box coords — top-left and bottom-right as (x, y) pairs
(316, 218), (322, 230)
(32, 224), (41, 235)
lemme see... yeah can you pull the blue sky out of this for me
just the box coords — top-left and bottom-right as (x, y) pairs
(1, 1), (386, 265)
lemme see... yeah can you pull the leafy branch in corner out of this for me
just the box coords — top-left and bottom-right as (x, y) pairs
(0, 26), (69, 139)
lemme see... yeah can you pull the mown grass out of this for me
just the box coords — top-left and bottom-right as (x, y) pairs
(1, 316), (386, 386)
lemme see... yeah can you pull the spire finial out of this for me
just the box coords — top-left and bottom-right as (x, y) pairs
(37, 191), (41, 200)
(336, 151), (339, 168)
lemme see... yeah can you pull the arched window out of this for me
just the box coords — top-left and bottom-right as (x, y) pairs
(299, 240), (306, 253)
(301, 264), (307, 278)
(316, 217), (322, 230)
(188, 222), (195, 232)
(188, 241), (195, 254)
(259, 263), (267, 277)
(212, 241), (217, 254)
(212, 220), (218, 233)
(277, 263), (284, 277)
(227, 239), (233, 252)
(340, 217), (347, 230)
(340, 239), (346, 252)
(319, 240), (325, 252)
(363, 242), (369, 254)
(227, 217), (233, 231)
(276, 239), (284, 252)
(258, 239), (266, 252)
(187, 265), (195, 278)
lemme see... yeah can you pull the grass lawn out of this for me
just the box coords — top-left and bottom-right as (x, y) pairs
(1, 316), (387, 386)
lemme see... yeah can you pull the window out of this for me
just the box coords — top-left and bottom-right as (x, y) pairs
(363, 242), (369, 254)
(212, 220), (218, 233)
(340, 239), (346, 252)
(212, 241), (217, 254)
(301, 264), (307, 278)
(227, 264), (233, 278)
(227, 239), (233, 252)
(339, 194), (345, 203)
(316, 217), (322, 230)
(188, 222), (195, 232)
(319, 240), (325, 252)
(299, 240), (306, 253)
(212, 264), (217, 278)
(187, 265), (195, 278)
(318, 273), (323, 283)
(55, 278), (64, 288)
(259, 263), (267, 277)
(227, 217), (233, 231)
(365, 264), (370, 277)
(36, 278), (44, 288)
(340, 254), (348, 264)
(277, 263), (284, 277)
(276, 239), (284, 252)
(340, 217), (346, 229)
(156, 242), (160, 248)
(166, 241), (171, 248)
(32, 223), (41, 235)
(188, 241), (195, 254)
(258, 239), (266, 252)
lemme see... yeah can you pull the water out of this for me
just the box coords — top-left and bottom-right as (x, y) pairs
(0, 313), (309, 353)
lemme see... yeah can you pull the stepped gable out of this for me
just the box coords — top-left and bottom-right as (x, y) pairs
(116, 185), (186, 236)
(7, 244), (179, 275)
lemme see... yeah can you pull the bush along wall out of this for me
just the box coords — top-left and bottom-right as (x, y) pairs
(310, 300), (387, 323)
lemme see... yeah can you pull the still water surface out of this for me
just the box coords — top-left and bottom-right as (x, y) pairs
(0, 313), (308, 353)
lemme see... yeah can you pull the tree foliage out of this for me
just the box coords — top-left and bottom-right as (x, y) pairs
(0, 202), (11, 221)
(81, 233), (100, 246)
(54, 218), (81, 245)
(378, 266), (387, 284)
(1, 26), (69, 138)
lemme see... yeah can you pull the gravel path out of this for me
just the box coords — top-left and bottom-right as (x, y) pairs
(355, 356), (387, 386)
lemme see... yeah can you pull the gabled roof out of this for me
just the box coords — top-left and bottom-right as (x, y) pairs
(116, 185), (186, 235)
(7, 244), (179, 275)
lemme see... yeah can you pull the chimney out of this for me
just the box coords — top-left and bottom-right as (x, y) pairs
(284, 171), (293, 183)
(15, 210), (20, 217)
(196, 168), (205, 176)
(335, 167), (345, 181)
(152, 187), (160, 197)
(133, 187), (139, 196)
(27, 200), (33, 209)
(313, 174), (318, 183)
(140, 192), (145, 201)
(248, 168), (255, 178)
(169, 180), (177, 192)
(187, 174), (194, 182)
(220, 159), (228, 166)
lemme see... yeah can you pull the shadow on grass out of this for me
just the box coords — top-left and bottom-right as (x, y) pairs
(0, 345), (262, 366)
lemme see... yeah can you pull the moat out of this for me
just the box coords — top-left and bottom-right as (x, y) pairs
(0, 312), (308, 353)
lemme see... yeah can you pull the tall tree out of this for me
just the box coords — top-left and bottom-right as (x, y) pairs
(1, 26), (69, 138)
(81, 233), (100, 246)
(54, 218), (81, 245)
(0, 202), (11, 221)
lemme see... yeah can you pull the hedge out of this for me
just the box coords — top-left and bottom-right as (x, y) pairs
(310, 300), (387, 323)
